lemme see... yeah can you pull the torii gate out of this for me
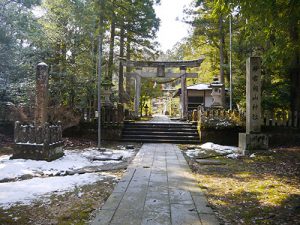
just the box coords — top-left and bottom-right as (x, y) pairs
(120, 58), (204, 119)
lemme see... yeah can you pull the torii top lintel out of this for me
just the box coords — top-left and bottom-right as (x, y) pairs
(120, 58), (204, 69)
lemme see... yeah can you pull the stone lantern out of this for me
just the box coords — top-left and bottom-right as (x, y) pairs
(102, 79), (113, 106)
(209, 76), (224, 108)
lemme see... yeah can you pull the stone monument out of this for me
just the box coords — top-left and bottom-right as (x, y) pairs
(12, 62), (64, 161)
(239, 57), (268, 154)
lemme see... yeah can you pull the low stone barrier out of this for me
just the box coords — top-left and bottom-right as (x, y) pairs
(12, 121), (64, 161)
(189, 106), (300, 147)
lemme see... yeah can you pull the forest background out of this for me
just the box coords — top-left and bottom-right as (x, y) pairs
(0, 0), (299, 121)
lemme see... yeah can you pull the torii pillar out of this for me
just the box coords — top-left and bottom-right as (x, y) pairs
(180, 66), (188, 119)
(134, 68), (142, 117)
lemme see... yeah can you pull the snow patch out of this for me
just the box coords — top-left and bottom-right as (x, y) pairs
(199, 142), (238, 153)
(0, 148), (134, 181)
(0, 173), (105, 209)
(186, 142), (241, 159)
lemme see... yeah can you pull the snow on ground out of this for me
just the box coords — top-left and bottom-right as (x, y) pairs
(0, 147), (135, 209)
(0, 173), (107, 209)
(199, 142), (238, 154)
(0, 148), (134, 181)
(186, 142), (240, 159)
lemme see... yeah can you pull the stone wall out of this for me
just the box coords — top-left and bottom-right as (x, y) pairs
(198, 125), (300, 147)
(63, 121), (123, 141)
(199, 127), (244, 146)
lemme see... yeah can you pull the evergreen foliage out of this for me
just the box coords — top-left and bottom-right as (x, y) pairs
(0, 0), (160, 114)
(177, 0), (300, 111)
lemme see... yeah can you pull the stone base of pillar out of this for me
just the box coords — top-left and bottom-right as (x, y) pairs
(11, 142), (64, 161)
(13, 121), (64, 161)
(238, 133), (269, 155)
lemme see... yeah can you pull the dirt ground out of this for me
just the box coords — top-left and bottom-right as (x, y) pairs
(0, 136), (141, 225)
(181, 146), (300, 225)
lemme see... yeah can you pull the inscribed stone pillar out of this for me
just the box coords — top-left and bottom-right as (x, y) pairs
(35, 62), (49, 126)
(134, 70), (141, 117)
(246, 57), (261, 133)
(180, 66), (188, 119)
(239, 57), (268, 154)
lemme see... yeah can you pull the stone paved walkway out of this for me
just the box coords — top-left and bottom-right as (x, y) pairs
(91, 143), (219, 225)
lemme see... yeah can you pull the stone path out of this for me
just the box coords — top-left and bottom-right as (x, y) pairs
(90, 143), (219, 225)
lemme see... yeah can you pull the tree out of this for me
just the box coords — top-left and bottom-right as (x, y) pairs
(111, 0), (160, 104)
(180, 0), (300, 112)
(0, 0), (41, 103)
(1, 0), (161, 122)
(39, 0), (106, 111)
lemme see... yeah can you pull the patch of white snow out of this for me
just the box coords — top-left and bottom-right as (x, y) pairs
(250, 153), (256, 158)
(185, 142), (241, 159)
(0, 173), (104, 209)
(199, 142), (238, 153)
(0, 148), (134, 181)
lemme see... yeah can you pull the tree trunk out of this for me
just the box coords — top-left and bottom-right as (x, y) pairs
(118, 24), (125, 103)
(289, 15), (300, 126)
(61, 42), (67, 105)
(219, 15), (226, 107)
(108, 20), (115, 82)
(125, 38), (131, 100)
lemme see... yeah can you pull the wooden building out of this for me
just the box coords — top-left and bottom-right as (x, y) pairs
(173, 83), (214, 110)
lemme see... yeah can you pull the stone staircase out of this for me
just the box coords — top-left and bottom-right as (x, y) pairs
(121, 121), (200, 144)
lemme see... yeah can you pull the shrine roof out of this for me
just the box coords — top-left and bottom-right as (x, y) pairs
(173, 83), (211, 97)
(173, 83), (228, 97)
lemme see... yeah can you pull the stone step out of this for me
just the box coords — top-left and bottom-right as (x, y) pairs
(121, 121), (199, 144)
(124, 123), (197, 128)
(124, 121), (196, 125)
(121, 138), (200, 144)
(123, 128), (198, 132)
(123, 131), (198, 136)
(122, 134), (199, 140)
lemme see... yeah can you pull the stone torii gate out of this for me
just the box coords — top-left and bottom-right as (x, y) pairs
(120, 58), (204, 119)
